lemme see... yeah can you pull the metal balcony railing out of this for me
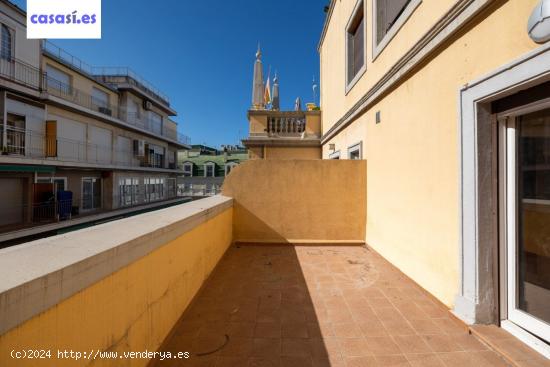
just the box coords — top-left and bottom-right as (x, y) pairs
(41, 41), (189, 145)
(267, 112), (307, 135)
(0, 191), (180, 234)
(177, 183), (221, 197)
(0, 125), (178, 170)
(93, 68), (170, 106)
(42, 41), (170, 106)
(45, 76), (120, 118)
(43, 77), (190, 145)
(0, 56), (43, 90)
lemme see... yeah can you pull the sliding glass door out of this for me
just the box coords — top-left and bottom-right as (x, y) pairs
(500, 106), (550, 343)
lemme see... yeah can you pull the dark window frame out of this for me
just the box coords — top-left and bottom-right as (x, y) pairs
(373, 0), (421, 60)
(345, 0), (367, 93)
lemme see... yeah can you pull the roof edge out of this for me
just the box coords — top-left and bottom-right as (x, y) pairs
(318, 0), (336, 52)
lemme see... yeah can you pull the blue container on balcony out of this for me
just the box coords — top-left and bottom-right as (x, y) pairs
(57, 191), (73, 220)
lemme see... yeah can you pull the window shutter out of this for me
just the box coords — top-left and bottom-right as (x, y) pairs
(377, 0), (410, 42)
(353, 19), (364, 77)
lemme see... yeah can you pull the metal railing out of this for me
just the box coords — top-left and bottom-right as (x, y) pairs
(42, 41), (95, 75)
(267, 112), (306, 135)
(42, 41), (170, 105)
(44, 77), (190, 145)
(93, 69), (170, 106)
(177, 183), (221, 197)
(45, 76), (119, 118)
(0, 192), (182, 234)
(0, 125), (177, 170)
(41, 42), (190, 145)
(0, 56), (43, 90)
(178, 133), (191, 146)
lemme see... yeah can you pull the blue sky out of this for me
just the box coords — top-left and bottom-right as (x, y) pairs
(12, 0), (327, 147)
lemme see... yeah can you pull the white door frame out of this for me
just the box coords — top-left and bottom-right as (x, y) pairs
(497, 105), (550, 350)
(456, 43), (550, 325)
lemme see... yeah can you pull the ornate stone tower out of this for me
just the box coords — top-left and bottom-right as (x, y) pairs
(251, 44), (265, 110)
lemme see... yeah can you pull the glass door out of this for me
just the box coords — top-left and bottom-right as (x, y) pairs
(82, 178), (101, 211)
(502, 107), (550, 343)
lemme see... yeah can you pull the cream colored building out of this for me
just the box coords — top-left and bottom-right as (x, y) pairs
(0, 0), (189, 237)
(320, 0), (550, 353)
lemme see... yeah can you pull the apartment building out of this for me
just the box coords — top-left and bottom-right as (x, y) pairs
(0, 1), (189, 236)
(177, 144), (247, 197)
(320, 0), (550, 354)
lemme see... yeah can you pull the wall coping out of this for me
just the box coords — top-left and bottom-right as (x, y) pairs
(0, 195), (233, 335)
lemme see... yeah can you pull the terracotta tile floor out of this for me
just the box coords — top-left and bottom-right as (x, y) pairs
(151, 245), (513, 367)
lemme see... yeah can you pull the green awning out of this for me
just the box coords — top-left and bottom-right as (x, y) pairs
(0, 165), (55, 173)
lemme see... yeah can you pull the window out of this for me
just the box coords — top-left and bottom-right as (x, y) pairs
(167, 178), (176, 198)
(374, 0), (420, 58)
(150, 111), (162, 135)
(46, 64), (71, 94)
(92, 87), (110, 114)
(127, 99), (140, 122)
(1, 25), (12, 60)
(82, 178), (101, 211)
(346, 0), (365, 87)
(147, 144), (165, 168)
(205, 162), (215, 177)
(5, 113), (25, 155)
(144, 177), (165, 202)
(183, 162), (193, 177)
(348, 142), (363, 160)
(329, 150), (341, 160)
(118, 178), (139, 207)
(225, 162), (238, 176)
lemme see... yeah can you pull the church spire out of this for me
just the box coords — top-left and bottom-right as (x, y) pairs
(272, 71), (280, 111)
(251, 43), (265, 109)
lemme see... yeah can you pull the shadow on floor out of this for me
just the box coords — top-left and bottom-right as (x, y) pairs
(150, 245), (511, 367)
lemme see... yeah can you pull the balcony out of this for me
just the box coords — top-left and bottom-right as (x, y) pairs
(0, 56), (43, 91)
(43, 77), (191, 146)
(243, 110), (322, 159)
(93, 68), (170, 107)
(0, 125), (178, 171)
(0, 160), (543, 367)
(247, 110), (321, 139)
(43, 41), (171, 107)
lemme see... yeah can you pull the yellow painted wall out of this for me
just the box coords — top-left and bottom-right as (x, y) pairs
(246, 146), (321, 160)
(0, 208), (233, 367)
(248, 146), (263, 159)
(222, 160), (366, 243)
(320, 0), (541, 306)
(248, 113), (267, 135)
(265, 146), (321, 160)
(305, 112), (321, 136)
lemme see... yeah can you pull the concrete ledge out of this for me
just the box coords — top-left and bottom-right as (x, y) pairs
(0, 195), (233, 335)
(235, 239), (366, 246)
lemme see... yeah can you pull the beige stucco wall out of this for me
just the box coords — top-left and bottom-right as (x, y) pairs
(246, 145), (321, 160)
(265, 146), (322, 160)
(0, 205), (233, 367)
(222, 160), (366, 243)
(320, 0), (541, 306)
(44, 57), (118, 106)
(0, 3), (40, 69)
(248, 113), (267, 135)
